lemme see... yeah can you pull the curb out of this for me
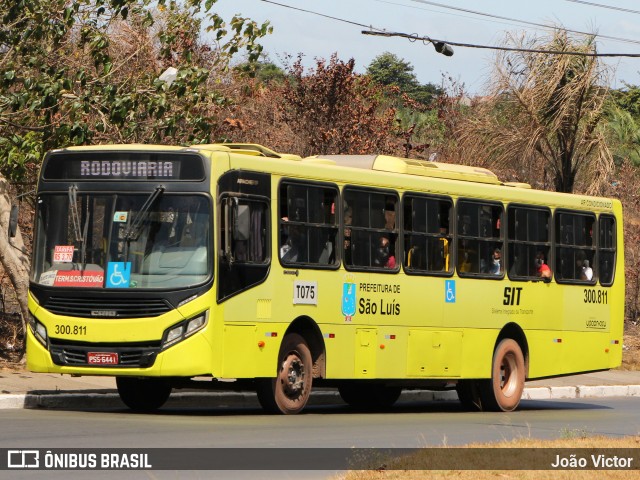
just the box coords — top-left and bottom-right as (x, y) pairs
(1, 385), (639, 410)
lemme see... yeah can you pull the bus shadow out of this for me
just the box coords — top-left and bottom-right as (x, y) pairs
(100, 398), (613, 417)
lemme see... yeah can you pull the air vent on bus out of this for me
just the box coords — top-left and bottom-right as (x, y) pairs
(44, 296), (172, 318)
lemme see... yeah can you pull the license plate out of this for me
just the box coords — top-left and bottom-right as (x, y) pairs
(87, 352), (119, 365)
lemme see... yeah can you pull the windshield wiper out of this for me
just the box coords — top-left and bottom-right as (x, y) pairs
(124, 185), (165, 241)
(68, 185), (90, 272)
(68, 185), (82, 243)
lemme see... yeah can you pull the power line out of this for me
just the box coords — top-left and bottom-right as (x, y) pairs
(363, 30), (640, 57)
(374, 0), (552, 35)
(259, 0), (381, 31)
(564, 0), (640, 16)
(260, 0), (640, 58)
(407, 0), (640, 46)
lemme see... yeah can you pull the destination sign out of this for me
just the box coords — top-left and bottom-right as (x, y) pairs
(42, 152), (205, 181)
(80, 160), (175, 178)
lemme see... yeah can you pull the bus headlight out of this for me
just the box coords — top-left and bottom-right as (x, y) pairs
(161, 310), (209, 350)
(28, 313), (48, 347)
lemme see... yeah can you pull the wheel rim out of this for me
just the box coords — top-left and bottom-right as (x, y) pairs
(500, 351), (519, 397)
(279, 353), (306, 399)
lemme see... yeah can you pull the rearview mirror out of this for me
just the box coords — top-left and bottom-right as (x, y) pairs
(233, 204), (250, 241)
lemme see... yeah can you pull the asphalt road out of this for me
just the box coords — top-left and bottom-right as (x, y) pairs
(2, 397), (640, 449)
(2, 398), (639, 479)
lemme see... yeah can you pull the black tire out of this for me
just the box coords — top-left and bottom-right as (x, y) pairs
(116, 377), (172, 413)
(479, 338), (526, 412)
(338, 383), (402, 410)
(455, 380), (483, 411)
(256, 333), (313, 414)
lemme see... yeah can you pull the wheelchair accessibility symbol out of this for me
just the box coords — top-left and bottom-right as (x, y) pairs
(106, 262), (131, 288)
(445, 280), (456, 303)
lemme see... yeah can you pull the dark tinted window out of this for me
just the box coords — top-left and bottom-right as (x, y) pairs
(343, 188), (399, 271)
(507, 206), (551, 280)
(404, 195), (453, 274)
(598, 215), (616, 286)
(555, 211), (596, 284)
(457, 201), (504, 277)
(278, 182), (339, 267)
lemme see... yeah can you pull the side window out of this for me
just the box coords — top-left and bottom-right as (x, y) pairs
(218, 195), (270, 302)
(507, 206), (551, 281)
(598, 215), (616, 286)
(343, 187), (399, 271)
(278, 182), (339, 267)
(457, 200), (503, 277)
(404, 194), (452, 275)
(221, 197), (268, 264)
(555, 211), (596, 284)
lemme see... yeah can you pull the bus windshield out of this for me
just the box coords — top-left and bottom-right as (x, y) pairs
(31, 192), (211, 289)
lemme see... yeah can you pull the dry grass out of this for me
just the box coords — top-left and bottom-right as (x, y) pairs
(340, 436), (640, 480)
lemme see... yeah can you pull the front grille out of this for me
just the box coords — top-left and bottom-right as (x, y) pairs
(44, 296), (171, 318)
(49, 339), (161, 368)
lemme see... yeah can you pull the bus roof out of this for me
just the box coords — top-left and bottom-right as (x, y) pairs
(309, 154), (505, 186)
(53, 143), (303, 161)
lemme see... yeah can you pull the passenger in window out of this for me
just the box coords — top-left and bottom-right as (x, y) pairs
(384, 200), (396, 229)
(575, 251), (588, 280)
(489, 248), (501, 274)
(374, 235), (395, 268)
(407, 244), (424, 269)
(581, 259), (593, 281)
(458, 251), (472, 273)
(438, 226), (450, 271)
(535, 251), (552, 279)
(383, 200), (397, 261)
(343, 205), (353, 264)
(280, 219), (303, 263)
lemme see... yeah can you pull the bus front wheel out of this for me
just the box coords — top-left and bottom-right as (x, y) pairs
(480, 338), (525, 412)
(116, 377), (172, 413)
(256, 333), (313, 414)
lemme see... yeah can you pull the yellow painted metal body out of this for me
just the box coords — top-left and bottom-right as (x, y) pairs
(27, 144), (625, 383)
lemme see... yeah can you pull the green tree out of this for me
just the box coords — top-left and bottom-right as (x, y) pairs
(367, 52), (418, 90)
(607, 107), (640, 166)
(0, 0), (271, 183)
(0, 0), (270, 346)
(236, 58), (287, 84)
(611, 83), (640, 120)
(366, 52), (441, 106)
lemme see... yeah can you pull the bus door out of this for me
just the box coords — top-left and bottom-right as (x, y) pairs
(217, 171), (271, 301)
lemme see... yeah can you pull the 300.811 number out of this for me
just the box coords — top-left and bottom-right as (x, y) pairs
(54, 325), (87, 335)
(583, 289), (608, 304)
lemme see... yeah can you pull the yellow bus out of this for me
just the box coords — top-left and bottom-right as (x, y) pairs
(26, 143), (624, 414)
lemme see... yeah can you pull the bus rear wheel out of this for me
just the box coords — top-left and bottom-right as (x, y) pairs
(479, 338), (525, 412)
(338, 384), (402, 410)
(116, 377), (172, 413)
(256, 333), (313, 414)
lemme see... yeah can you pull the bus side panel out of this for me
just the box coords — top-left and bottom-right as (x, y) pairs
(406, 329), (462, 377)
(457, 328), (497, 379)
(527, 330), (616, 378)
(525, 330), (564, 379)
(354, 328), (377, 378)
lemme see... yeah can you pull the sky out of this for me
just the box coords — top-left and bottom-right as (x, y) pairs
(212, 0), (640, 95)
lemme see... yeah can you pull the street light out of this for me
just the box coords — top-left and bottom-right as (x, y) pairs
(433, 41), (454, 57)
